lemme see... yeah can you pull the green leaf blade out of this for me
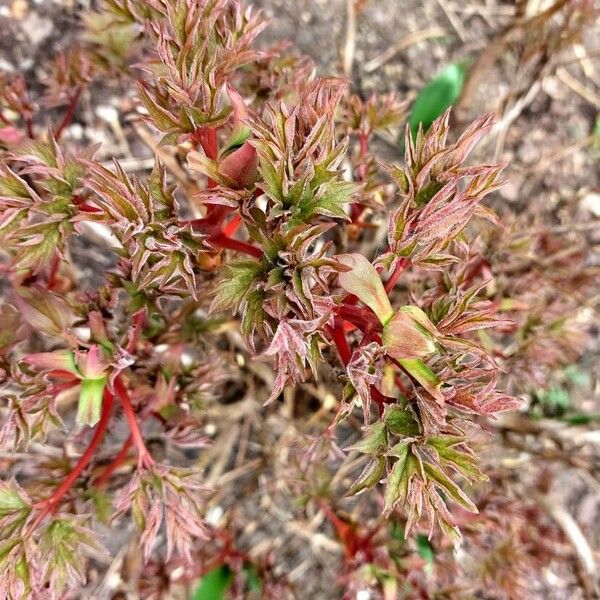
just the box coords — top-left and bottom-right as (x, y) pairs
(192, 565), (234, 600)
(408, 63), (466, 137)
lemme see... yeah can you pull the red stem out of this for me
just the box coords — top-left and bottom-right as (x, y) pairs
(195, 127), (218, 189)
(326, 321), (352, 366)
(336, 304), (380, 332)
(126, 309), (147, 353)
(27, 388), (114, 534)
(358, 132), (369, 160)
(370, 385), (395, 416)
(47, 252), (61, 290)
(394, 375), (411, 397)
(25, 117), (34, 139)
(114, 376), (155, 469)
(54, 87), (81, 141)
(210, 232), (263, 258)
(318, 501), (354, 556)
(94, 435), (134, 489)
(187, 206), (232, 233)
(200, 127), (218, 159)
(223, 213), (242, 237)
(384, 258), (410, 294)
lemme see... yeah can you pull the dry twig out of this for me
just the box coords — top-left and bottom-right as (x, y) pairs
(363, 27), (446, 73)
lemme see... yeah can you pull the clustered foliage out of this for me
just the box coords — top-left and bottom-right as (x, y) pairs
(0, 1), (595, 598)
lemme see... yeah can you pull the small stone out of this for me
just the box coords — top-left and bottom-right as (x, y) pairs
(68, 123), (84, 140)
(11, 0), (27, 20)
(517, 140), (541, 165)
(96, 105), (119, 125)
(22, 13), (53, 46)
(580, 192), (600, 217)
(0, 57), (15, 72)
(499, 175), (524, 202)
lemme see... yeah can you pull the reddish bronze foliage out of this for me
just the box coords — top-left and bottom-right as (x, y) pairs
(0, 1), (596, 598)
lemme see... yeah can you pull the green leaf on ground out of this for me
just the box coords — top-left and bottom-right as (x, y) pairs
(408, 63), (466, 137)
(416, 534), (435, 565)
(192, 565), (234, 600)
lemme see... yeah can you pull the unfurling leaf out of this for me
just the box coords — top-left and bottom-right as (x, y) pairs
(382, 305), (439, 360)
(39, 517), (108, 594)
(218, 142), (258, 189)
(427, 436), (487, 483)
(210, 260), (264, 314)
(398, 357), (443, 402)
(23, 350), (78, 375)
(297, 180), (355, 221)
(337, 253), (394, 324)
(77, 376), (107, 426)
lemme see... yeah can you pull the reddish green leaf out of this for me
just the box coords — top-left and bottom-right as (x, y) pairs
(337, 254), (394, 324)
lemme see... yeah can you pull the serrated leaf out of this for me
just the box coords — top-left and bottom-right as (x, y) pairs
(383, 405), (420, 437)
(0, 207), (28, 241)
(259, 159), (284, 203)
(210, 260), (263, 314)
(0, 167), (39, 205)
(14, 225), (62, 272)
(408, 63), (466, 137)
(16, 287), (78, 336)
(422, 461), (477, 513)
(297, 180), (355, 221)
(137, 84), (180, 132)
(427, 436), (487, 482)
(349, 456), (386, 495)
(384, 442), (417, 514)
(347, 420), (387, 455)
(241, 288), (267, 338)
(414, 180), (444, 207)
